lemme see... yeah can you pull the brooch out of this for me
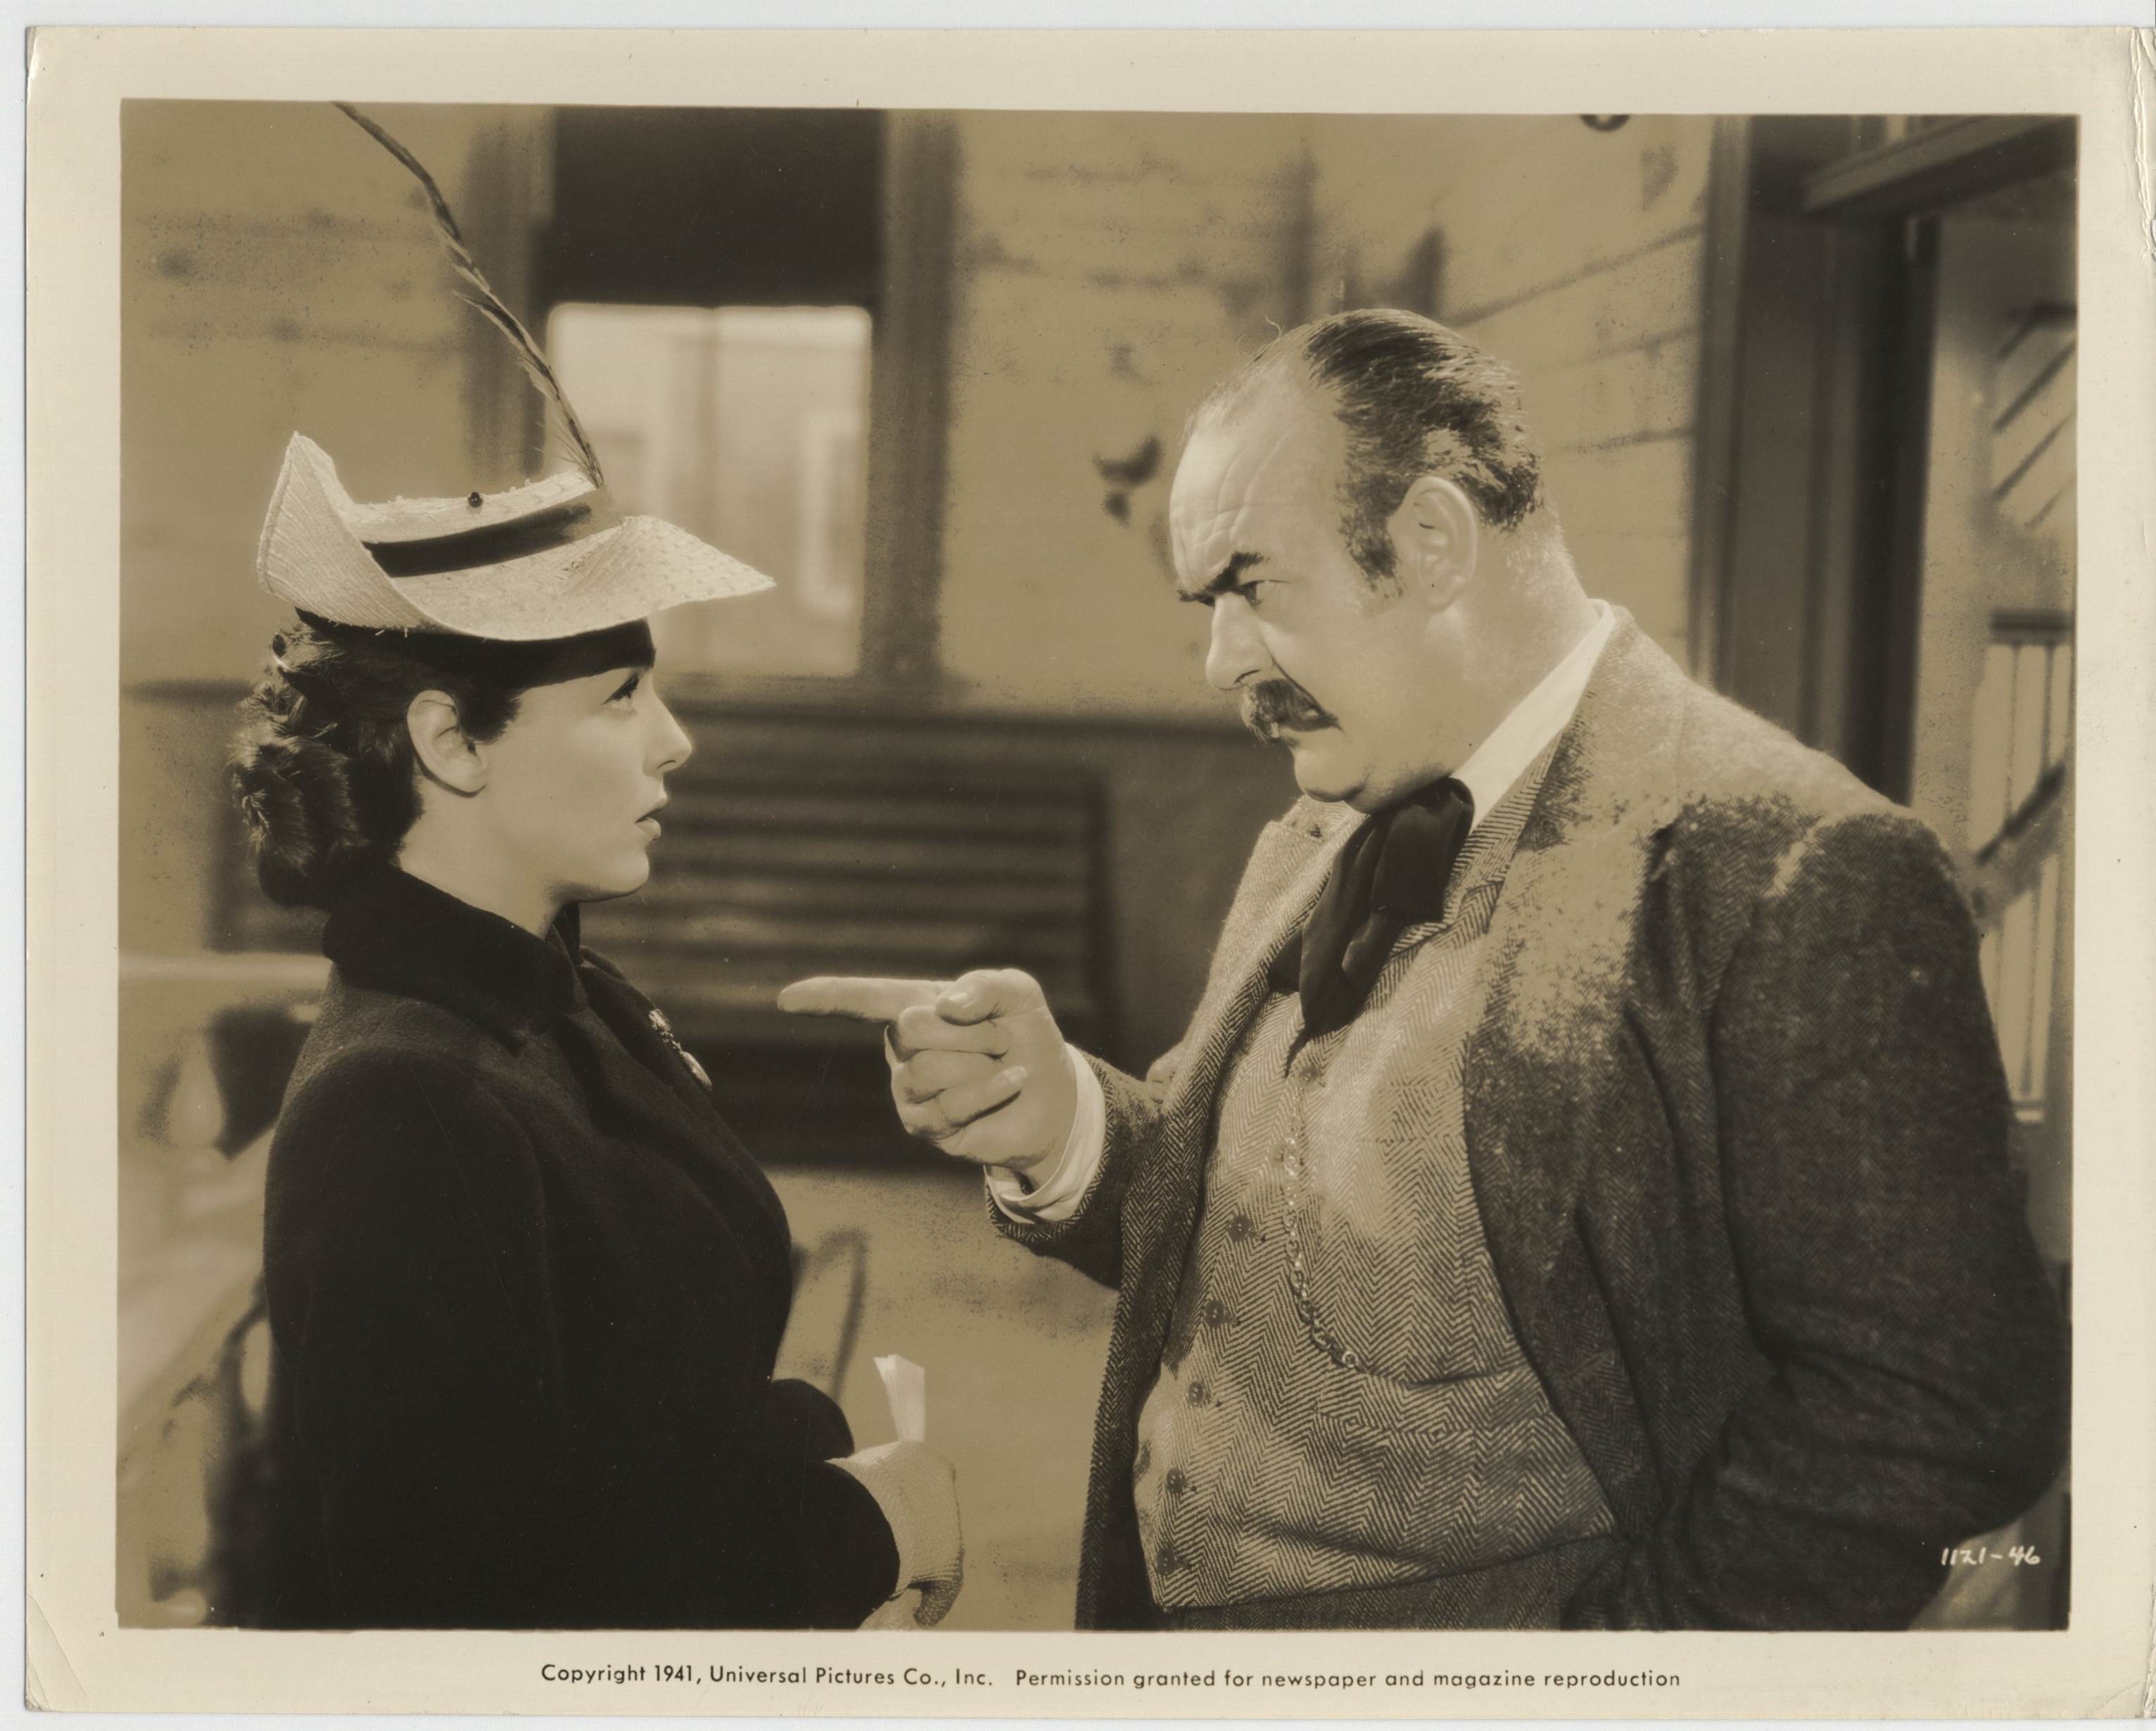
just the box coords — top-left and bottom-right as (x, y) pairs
(647, 1007), (713, 1091)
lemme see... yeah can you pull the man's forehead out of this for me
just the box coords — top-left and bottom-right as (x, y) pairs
(1169, 386), (1339, 585)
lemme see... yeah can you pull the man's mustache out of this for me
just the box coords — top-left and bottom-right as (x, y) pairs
(1239, 676), (1336, 743)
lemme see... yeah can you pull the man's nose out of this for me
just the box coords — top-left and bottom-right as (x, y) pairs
(649, 693), (695, 773)
(1204, 595), (1271, 692)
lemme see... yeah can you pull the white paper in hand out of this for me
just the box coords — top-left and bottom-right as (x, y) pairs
(874, 1354), (927, 1443)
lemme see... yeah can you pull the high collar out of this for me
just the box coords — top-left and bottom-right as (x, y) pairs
(321, 865), (586, 1049)
(1449, 600), (1614, 831)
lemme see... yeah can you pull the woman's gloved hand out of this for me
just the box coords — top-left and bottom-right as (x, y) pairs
(832, 1440), (962, 1627)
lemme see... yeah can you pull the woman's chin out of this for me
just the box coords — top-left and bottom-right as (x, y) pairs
(571, 855), (654, 906)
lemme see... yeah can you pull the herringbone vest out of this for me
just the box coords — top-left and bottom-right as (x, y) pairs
(1134, 745), (1614, 1608)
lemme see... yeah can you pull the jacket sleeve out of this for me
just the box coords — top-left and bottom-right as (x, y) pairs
(989, 1051), (1174, 1289)
(1565, 811), (2067, 1630)
(264, 1050), (581, 1628)
(722, 1386), (900, 1628)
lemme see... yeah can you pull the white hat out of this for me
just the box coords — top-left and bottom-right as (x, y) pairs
(257, 433), (773, 642)
(261, 104), (777, 644)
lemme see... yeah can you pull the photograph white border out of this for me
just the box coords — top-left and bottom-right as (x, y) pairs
(25, 22), (2156, 1718)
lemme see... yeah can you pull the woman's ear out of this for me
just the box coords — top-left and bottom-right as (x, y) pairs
(406, 690), (490, 796)
(1385, 475), (1481, 611)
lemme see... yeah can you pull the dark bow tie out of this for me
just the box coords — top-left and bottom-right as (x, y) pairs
(1268, 778), (1476, 1041)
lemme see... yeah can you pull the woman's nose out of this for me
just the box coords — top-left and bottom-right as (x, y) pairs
(1204, 595), (1270, 692)
(650, 694), (695, 773)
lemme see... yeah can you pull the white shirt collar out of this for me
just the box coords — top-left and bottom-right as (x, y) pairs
(1452, 601), (1613, 831)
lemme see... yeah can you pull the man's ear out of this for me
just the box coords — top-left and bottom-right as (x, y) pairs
(1385, 475), (1480, 610)
(406, 690), (489, 797)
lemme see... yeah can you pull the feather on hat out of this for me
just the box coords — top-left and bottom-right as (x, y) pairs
(256, 106), (773, 642)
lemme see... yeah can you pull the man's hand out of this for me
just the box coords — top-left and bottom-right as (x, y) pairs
(776, 969), (1077, 1178)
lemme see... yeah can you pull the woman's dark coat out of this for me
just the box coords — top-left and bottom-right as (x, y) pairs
(259, 866), (897, 1630)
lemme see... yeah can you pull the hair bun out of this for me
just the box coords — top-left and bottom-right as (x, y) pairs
(229, 618), (526, 912)
(229, 720), (370, 909)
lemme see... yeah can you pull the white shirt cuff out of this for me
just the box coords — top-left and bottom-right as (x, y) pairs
(986, 1044), (1104, 1224)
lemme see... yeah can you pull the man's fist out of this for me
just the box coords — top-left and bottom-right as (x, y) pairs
(777, 968), (1077, 1177)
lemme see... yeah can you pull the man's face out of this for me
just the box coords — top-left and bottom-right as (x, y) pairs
(1169, 386), (1447, 811)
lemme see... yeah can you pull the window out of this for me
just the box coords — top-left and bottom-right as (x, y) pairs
(534, 105), (948, 687)
(1967, 612), (2070, 1122)
(549, 303), (870, 677)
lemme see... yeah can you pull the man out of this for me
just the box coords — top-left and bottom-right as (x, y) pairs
(782, 310), (2065, 1630)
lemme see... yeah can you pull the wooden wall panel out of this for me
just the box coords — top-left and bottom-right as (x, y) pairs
(1307, 114), (1716, 669)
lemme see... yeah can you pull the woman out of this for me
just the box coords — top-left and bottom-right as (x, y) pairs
(234, 430), (960, 1630)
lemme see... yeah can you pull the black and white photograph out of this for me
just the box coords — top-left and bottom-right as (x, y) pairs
(25, 23), (2156, 1718)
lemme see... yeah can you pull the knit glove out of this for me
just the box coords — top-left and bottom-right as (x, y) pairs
(832, 1440), (962, 1626)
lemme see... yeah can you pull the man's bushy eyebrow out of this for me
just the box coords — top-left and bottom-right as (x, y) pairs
(1179, 550), (1266, 604)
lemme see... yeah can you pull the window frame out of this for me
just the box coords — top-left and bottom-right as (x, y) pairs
(524, 108), (960, 712)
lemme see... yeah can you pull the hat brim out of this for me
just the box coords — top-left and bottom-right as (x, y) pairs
(258, 433), (777, 640)
(390, 516), (774, 641)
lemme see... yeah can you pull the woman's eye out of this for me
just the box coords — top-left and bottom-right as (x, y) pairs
(607, 673), (642, 704)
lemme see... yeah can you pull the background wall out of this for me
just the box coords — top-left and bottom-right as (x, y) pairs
(121, 101), (550, 954)
(1307, 115), (1709, 663)
(122, 102), (548, 688)
(934, 113), (1711, 715)
(936, 113), (1308, 714)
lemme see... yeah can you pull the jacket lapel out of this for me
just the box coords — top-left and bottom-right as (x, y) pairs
(1463, 614), (1688, 1383)
(569, 965), (797, 1324)
(1167, 797), (1359, 1113)
(579, 963), (731, 1127)
(1116, 797), (1358, 1296)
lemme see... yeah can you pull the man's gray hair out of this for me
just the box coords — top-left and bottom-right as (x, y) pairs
(1194, 309), (1550, 588)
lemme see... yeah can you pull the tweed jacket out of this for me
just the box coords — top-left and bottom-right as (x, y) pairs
(260, 866), (899, 1629)
(1001, 613), (2066, 1631)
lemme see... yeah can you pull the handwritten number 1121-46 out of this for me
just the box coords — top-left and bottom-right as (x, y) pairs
(1941, 1543), (2042, 1566)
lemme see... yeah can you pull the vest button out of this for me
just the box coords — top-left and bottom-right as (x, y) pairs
(1227, 1214), (1254, 1241)
(1203, 1300), (1229, 1327)
(1164, 1468), (1189, 1495)
(1157, 1544), (1182, 1573)
(1186, 1380), (1209, 1406)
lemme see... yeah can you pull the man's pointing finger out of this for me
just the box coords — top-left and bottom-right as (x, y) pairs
(776, 977), (952, 1023)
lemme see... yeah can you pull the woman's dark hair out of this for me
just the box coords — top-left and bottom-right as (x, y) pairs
(230, 617), (525, 910)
